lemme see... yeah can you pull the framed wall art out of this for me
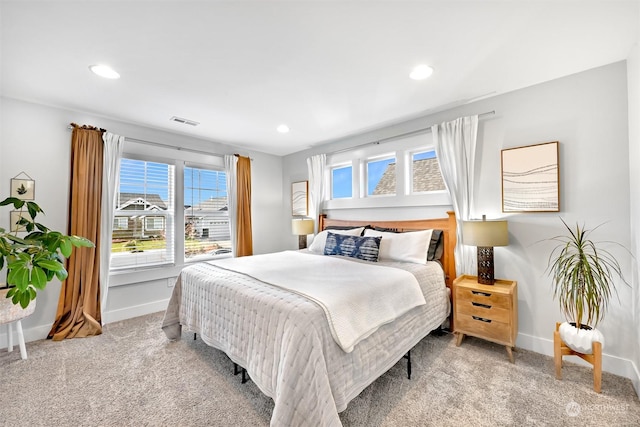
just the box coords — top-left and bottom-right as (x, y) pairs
(10, 210), (28, 232)
(291, 181), (309, 216)
(501, 141), (559, 212)
(10, 173), (35, 200)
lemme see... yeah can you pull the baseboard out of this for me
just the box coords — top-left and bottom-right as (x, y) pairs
(0, 299), (170, 348)
(632, 360), (640, 398)
(517, 331), (639, 386)
(0, 322), (53, 348)
(103, 298), (169, 324)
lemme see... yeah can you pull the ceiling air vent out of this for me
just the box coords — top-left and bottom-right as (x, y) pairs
(170, 116), (200, 127)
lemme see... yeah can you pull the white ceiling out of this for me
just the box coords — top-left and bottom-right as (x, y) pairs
(1, 1), (638, 156)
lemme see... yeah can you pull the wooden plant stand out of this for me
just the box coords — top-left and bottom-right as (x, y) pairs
(554, 322), (602, 393)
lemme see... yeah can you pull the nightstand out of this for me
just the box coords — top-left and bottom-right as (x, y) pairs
(453, 275), (518, 363)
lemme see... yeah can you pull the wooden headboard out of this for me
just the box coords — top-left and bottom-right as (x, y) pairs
(318, 211), (457, 289)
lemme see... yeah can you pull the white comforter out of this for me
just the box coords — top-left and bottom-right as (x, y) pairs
(162, 252), (449, 427)
(208, 250), (426, 352)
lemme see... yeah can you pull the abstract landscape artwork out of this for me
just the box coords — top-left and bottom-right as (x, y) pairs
(501, 141), (559, 212)
(291, 180), (308, 216)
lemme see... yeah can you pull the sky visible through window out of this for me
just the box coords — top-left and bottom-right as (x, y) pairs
(184, 167), (227, 207)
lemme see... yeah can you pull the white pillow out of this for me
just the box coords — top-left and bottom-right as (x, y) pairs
(363, 229), (433, 264)
(308, 227), (365, 254)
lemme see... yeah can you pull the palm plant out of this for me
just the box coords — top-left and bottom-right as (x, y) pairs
(0, 196), (93, 308)
(547, 218), (628, 329)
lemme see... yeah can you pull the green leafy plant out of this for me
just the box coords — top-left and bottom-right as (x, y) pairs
(0, 196), (94, 308)
(547, 219), (629, 329)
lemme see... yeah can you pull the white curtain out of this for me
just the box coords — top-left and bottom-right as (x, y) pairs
(100, 132), (124, 316)
(432, 115), (479, 277)
(306, 154), (327, 234)
(225, 154), (238, 257)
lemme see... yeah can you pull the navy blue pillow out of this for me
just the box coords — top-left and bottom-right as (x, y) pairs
(324, 232), (382, 262)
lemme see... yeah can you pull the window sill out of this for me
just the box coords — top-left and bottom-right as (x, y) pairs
(109, 264), (183, 287)
(108, 253), (233, 287)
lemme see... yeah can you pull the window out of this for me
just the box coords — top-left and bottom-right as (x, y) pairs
(367, 156), (396, 196)
(331, 165), (352, 199)
(113, 217), (128, 230)
(111, 158), (175, 270)
(325, 132), (451, 209)
(145, 217), (164, 231)
(411, 150), (446, 193)
(184, 166), (230, 260)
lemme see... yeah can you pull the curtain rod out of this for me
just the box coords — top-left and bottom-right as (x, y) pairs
(327, 110), (495, 156)
(124, 136), (225, 158)
(66, 125), (228, 158)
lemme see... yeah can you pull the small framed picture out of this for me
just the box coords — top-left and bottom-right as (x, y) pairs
(10, 178), (35, 200)
(291, 181), (308, 216)
(10, 210), (28, 233)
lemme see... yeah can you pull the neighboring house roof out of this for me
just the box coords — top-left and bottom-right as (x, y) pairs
(117, 193), (168, 210)
(186, 197), (228, 214)
(412, 158), (446, 192)
(373, 158), (445, 195)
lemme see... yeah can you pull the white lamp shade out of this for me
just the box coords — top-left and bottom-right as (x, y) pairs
(292, 218), (314, 235)
(462, 219), (508, 247)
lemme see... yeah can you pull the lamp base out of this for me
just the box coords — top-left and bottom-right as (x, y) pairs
(298, 235), (307, 250)
(477, 246), (495, 285)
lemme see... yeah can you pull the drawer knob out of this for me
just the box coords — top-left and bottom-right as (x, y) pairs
(472, 302), (492, 309)
(472, 316), (492, 323)
(471, 290), (491, 297)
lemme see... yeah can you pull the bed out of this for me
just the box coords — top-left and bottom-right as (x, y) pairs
(162, 212), (457, 427)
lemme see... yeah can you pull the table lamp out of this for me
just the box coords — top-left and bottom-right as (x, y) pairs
(462, 215), (509, 285)
(292, 218), (314, 249)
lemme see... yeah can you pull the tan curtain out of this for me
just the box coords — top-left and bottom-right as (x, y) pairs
(235, 155), (253, 257)
(48, 124), (104, 340)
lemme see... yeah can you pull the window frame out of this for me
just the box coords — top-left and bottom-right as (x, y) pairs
(330, 163), (354, 200)
(409, 147), (447, 195)
(183, 163), (230, 263)
(113, 217), (128, 230)
(111, 157), (176, 271)
(109, 144), (229, 284)
(144, 216), (165, 231)
(324, 133), (451, 210)
(364, 153), (397, 198)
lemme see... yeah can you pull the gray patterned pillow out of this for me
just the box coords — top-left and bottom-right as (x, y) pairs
(324, 232), (382, 262)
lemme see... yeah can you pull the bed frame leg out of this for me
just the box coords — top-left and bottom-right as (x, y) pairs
(233, 363), (249, 384)
(194, 333), (197, 340)
(404, 350), (412, 379)
(431, 327), (446, 337)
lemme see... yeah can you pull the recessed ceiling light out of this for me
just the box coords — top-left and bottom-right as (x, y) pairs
(277, 124), (290, 133)
(89, 64), (120, 79)
(409, 64), (433, 80)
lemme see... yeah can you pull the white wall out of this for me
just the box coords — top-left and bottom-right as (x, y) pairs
(0, 97), (285, 342)
(283, 61), (636, 380)
(627, 41), (640, 394)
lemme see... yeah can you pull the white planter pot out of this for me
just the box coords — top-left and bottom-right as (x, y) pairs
(559, 321), (604, 354)
(0, 287), (36, 324)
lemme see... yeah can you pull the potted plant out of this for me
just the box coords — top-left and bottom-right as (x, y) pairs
(546, 218), (629, 354)
(0, 196), (94, 309)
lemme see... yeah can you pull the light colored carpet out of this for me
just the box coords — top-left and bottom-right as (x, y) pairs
(1, 312), (639, 426)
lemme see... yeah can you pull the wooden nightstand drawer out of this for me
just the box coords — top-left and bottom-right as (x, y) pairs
(456, 313), (511, 344)
(455, 286), (511, 310)
(455, 299), (511, 323)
